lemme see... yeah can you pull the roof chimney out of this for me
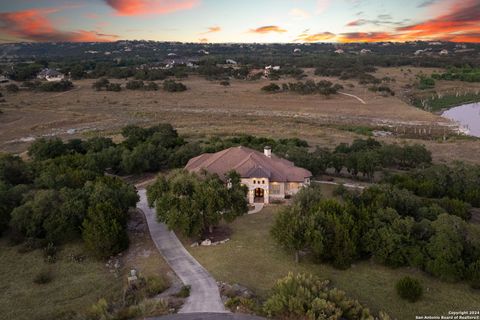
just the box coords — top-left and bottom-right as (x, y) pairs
(264, 146), (272, 158)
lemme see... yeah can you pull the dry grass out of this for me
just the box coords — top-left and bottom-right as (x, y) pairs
(0, 210), (174, 320)
(188, 206), (480, 319)
(0, 240), (122, 320)
(1, 68), (479, 164)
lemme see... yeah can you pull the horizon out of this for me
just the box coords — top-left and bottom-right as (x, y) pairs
(0, 0), (479, 44)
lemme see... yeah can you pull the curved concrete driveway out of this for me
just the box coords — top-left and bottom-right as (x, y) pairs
(137, 189), (227, 314)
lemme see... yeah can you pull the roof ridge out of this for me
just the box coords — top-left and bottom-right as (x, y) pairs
(201, 147), (239, 169)
(249, 152), (286, 180)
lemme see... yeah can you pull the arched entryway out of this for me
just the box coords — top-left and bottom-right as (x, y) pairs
(254, 188), (265, 203)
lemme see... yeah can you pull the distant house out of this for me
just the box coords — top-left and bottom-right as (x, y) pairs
(163, 58), (199, 69)
(37, 68), (65, 82)
(439, 49), (449, 55)
(226, 59), (238, 65)
(185, 146), (312, 204)
(293, 48), (302, 54)
(360, 49), (371, 55)
(334, 49), (344, 54)
(264, 65), (280, 77)
(0, 75), (9, 83)
(198, 49), (210, 55)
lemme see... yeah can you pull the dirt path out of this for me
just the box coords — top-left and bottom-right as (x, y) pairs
(136, 189), (227, 314)
(338, 92), (367, 104)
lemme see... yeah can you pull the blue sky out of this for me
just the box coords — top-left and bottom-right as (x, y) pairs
(0, 0), (479, 43)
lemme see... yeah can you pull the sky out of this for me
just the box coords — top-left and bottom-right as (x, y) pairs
(0, 0), (479, 43)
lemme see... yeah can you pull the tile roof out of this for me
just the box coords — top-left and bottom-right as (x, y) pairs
(185, 146), (312, 182)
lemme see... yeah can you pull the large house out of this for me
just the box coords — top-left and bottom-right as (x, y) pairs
(185, 146), (312, 204)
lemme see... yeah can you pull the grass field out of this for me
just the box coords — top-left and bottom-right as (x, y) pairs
(0, 209), (174, 320)
(1, 68), (479, 164)
(188, 206), (480, 319)
(0, 240), (122, 320)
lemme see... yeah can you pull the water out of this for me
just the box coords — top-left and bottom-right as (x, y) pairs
(442, 102), (480, 137)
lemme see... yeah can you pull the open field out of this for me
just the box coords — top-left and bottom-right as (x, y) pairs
(188, 206), (480, 319)
(0, 209), (173, 320)
(1, 68), (479, 163)
(0, 240), (121, 320)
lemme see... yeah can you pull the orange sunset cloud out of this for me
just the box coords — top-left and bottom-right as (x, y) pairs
(0, 9), (118, 42)
(250, 26), (287, 34)
(104, 0), (200, 16)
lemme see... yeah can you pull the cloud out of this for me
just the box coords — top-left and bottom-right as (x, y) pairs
(289, 8), (310, 20)
(104, 0), (200, 16)
(250, 26), (287, 34)
(338, 32), (396, 42)
(200, 26), (221, 34)
(377, 14), (392, 20)
(417, 0), (438, 8)
(397, 0), (480, 42)
(198, 37), (208, 43)
(0, 8), (118, 42)
(346, 18), (409, 27)
(296, 31), (335, 42)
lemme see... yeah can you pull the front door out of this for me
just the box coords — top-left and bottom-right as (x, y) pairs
(254, 188), (264, 198)
(254, 188), (264, 203)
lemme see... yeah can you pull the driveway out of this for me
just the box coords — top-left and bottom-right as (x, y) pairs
(149, 313), (265, 320)
(137, 189), (227, 314)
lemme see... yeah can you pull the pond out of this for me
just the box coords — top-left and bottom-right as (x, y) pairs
(442, 102), (480, 137)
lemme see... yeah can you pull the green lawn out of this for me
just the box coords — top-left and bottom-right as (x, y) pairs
(0, 240), (122, 320)
(188, 206), (480, 319)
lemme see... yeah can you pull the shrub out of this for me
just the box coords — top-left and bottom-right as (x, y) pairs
(468, 260), (480, 289)
(145, 276), (169, 297)
(261, 83), (280, 93)
(38, 80), (73, 92)
(220, 80), (230, 86)
(163, 80), (187, 92)
(43, 242), (57, 264)
(145, 82), (159, 91)
(396, 277), (423, 302)
(33, 270), (53, 285)
(418, 77), (435, 90)
(106, 83), (122, 92)
(6, 84), (19, 93)
(175, 285), (191, 298)
(92, 78), (110, 91)
(126, 80), (145, 90)
(264, 273), (381, 319)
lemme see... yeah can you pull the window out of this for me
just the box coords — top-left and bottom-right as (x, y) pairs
(262, 180), (265, 184)
(271, 184), (281, 195)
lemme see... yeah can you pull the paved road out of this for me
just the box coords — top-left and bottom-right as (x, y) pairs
(149, 313), (265, 320)
(137, 189), (227, 314)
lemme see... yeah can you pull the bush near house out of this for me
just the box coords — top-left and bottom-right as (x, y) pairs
(147, 170), (248, 238)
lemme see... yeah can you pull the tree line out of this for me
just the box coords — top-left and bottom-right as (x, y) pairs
(202, 135), (432, 180)
(0, 123), (200, 258)
(272, 180), (480, 288)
